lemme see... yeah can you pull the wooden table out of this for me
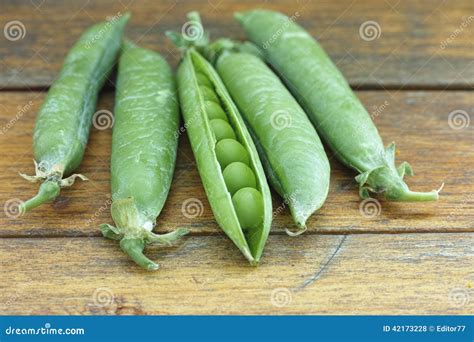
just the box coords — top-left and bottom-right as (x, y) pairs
(1, 0), (473, 315)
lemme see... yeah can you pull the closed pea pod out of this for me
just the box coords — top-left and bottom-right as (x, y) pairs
(19, 14), (130, 212)
(100, 41), (187, 271)
(236, 10), (441, 201)
(215, 49), (330, 231)
(167, 15), (272, 264)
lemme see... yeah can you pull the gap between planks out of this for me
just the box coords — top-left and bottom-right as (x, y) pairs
(2, 228), (474, 240)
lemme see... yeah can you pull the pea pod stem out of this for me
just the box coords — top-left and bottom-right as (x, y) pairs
(395, 190), (439, 202)
(100, 225), (189, 271)
(19, 161), (88, 213)
(20, 181), (60, 213)
(120, 239), (154, 270)
(100, 198), (189, 271)
(357, 144), (443, 201)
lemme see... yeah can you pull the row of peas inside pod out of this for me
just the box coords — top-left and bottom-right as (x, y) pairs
(196, 71), (264, 231)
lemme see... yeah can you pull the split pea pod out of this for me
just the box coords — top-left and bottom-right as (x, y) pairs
(205, 40), (330, 231)
(19, 14), (130, 212)
(167, 22), (272, 264)
(236, 10), (441, 201)
(100, 41), (186, 271)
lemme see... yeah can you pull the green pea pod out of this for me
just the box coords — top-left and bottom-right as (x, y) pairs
(19, 13), (130, 213)
(171, 13), (330, 232)
(209, 41), (330, 231)
(236, 10), (441, 201)
(99, 41), (187, 271)
(168, 19), (272, 264)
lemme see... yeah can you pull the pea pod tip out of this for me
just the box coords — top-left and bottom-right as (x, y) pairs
(285, 226), (308, 237)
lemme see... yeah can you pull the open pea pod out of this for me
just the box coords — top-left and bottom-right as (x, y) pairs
(170, 12), (330, 233)
(173, 46), (272, 264)
(208, 41), (330, 232)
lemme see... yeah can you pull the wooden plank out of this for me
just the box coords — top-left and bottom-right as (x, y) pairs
(0, 233), (472, 314)
(1, 91), (472, 237)
(1, 0), (473, 88)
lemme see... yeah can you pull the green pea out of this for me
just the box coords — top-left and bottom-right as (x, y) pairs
(232, 187), (264, 230)
(196, 72), (212, 87)
(205, 101), (227, 121)
(223, 162), (256, 195)
(209, 119), (236, 141)
(200, 85), (220, 103)
(215, 139), (250, 168)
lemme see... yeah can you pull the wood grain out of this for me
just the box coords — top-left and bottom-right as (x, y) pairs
(1, 91), (472, 237)
(1, 0), (472, 317)
(1, 0), (473, 89)
(1, 233), (472, 315)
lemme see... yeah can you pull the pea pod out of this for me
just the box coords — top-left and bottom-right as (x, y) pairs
(171, 13), (330, 231)
(19, 14), (130, 212)
(236, 10), (441, 201)
(99, 41), (187, 271)
(167, 20), (272, 264)
(213, 44), (330, 231)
